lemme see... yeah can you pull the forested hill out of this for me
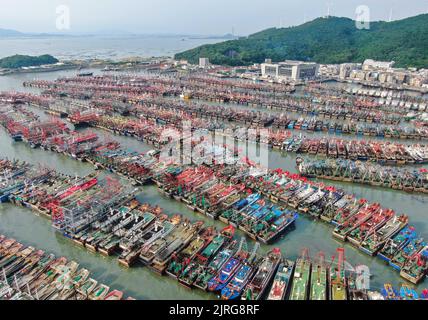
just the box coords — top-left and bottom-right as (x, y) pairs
(0, 55), (59, 69)
(175, 14), (428, 68)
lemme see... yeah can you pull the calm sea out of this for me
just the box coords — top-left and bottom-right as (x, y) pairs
(0, 35), (222, 60)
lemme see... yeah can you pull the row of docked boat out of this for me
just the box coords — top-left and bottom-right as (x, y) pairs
(343, 87), (428, 112)
(1, 112), (427, 285)
(2, 149), (428, 290)
(205, 166), (427, 284)
(0, 108), (300, 245)
(0, 158), (379, 300)
(19, 73), (405, 125)
(0, 236), (130, 300)
(155, 166), (298, 244)
(283, 136), (428, 165)
(297, 158), (428, 193)
(2, 122), (428, 286)
(380, 283), (428, 300)
(1, 193), (426, 301)
(65, 100), (428, 141)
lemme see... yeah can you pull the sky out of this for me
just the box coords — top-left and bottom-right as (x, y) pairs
(1, 0), (428, 35)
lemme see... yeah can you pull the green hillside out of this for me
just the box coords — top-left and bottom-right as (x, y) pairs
(175, 14), (428, 68)
(0, 54), (59, 69)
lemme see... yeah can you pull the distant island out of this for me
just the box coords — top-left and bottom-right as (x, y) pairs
(0, 28), (24, 37)
(175, 14), (428, 68)
(0, 54), (59, 69)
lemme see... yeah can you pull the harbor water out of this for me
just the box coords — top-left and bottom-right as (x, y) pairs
(0, 69), (427, 299)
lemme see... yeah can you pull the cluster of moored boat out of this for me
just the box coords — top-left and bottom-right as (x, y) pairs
(2, 150), (427, 285)
(1, 72), (428, 295)
(0, 236), (131, 300)
(297, 158), (428, 193)
(284, 136), (428, 165)
(20, 74), (407, 125)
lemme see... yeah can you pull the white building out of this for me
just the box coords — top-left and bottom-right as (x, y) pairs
(261, 60), (319, 81)
(339, 63), (361, 80)
(199, 57), (210, 68)
(362, 59), (395, 71)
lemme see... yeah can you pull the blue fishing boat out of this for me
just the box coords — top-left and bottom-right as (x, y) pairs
(258, 208), (298, 244)
(381, 283), (399, 300)
(400, 284), (419, 300)
(378, 225), (417, 263)
(389, 237), (426, 271)
(234, 193), (261, 211)
(221, 264), (254, 300)
(207, 257), (241, 292)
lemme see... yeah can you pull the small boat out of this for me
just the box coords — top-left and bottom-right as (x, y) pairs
(378, 225), (417, 263)
(381, 283), (399, 300)
(221, 263), (255, 300)
(309, 252), (327, 300)
(242, 248), (281, 300)
(104, 289), (124, 301)
(76, 278), (98, 299)
(207, 242), (248, 292)
(207, 257), (241, 292)
(329, 248), (347, 300)
(266, 259), (294, 300)
(89, 284), (110, 300)
(193, 241), (237, 291)
(400, 284), (419, 300)
(289, 250), (311, 300)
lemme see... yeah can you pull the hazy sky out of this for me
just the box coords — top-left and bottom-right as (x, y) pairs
(1, 0), (427, 35)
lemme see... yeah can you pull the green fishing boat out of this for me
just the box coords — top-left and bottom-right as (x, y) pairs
(330, 248), (347, 300)
(178, 226), (234, 287)
(289, 251), (311, 300)
(309, 253), (327, 300)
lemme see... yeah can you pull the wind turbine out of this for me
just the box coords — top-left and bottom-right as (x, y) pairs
(326, 2), (333, 18)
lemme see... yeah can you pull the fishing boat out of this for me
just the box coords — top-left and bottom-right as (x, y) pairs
(332, 203), (379, 241)
(207, 256), (242, 292)
(360, 215), (408, 256)
(242, 248), (281, 300)
(166, 227), (215, 279)
(266, 259), (294, 300)
(309, 252), (328, 300)
(207, 239), (249, 292)
(221, 262), (256, 300)
(400, 245), (428, 284)
(389, 238), (426, 271)
(378, 225), (417, 263)
(150, 221), (204, 274)
(76, 278), (98, 299)
(289, 249), (311, 300)
(193, 241), (237, 291)
(178, 225), (234, 288)
(104, 289), (124, 300)
(329, 248), (347, 300)
(381, 283), (399, 300)
(347, 208), (395, 247)
(257, 209), (298, 244)
(219, 193), (261, 225)
(135, 219), (176, 267)
(88, 284), (110, 300)
(400, 284), (419, 300)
